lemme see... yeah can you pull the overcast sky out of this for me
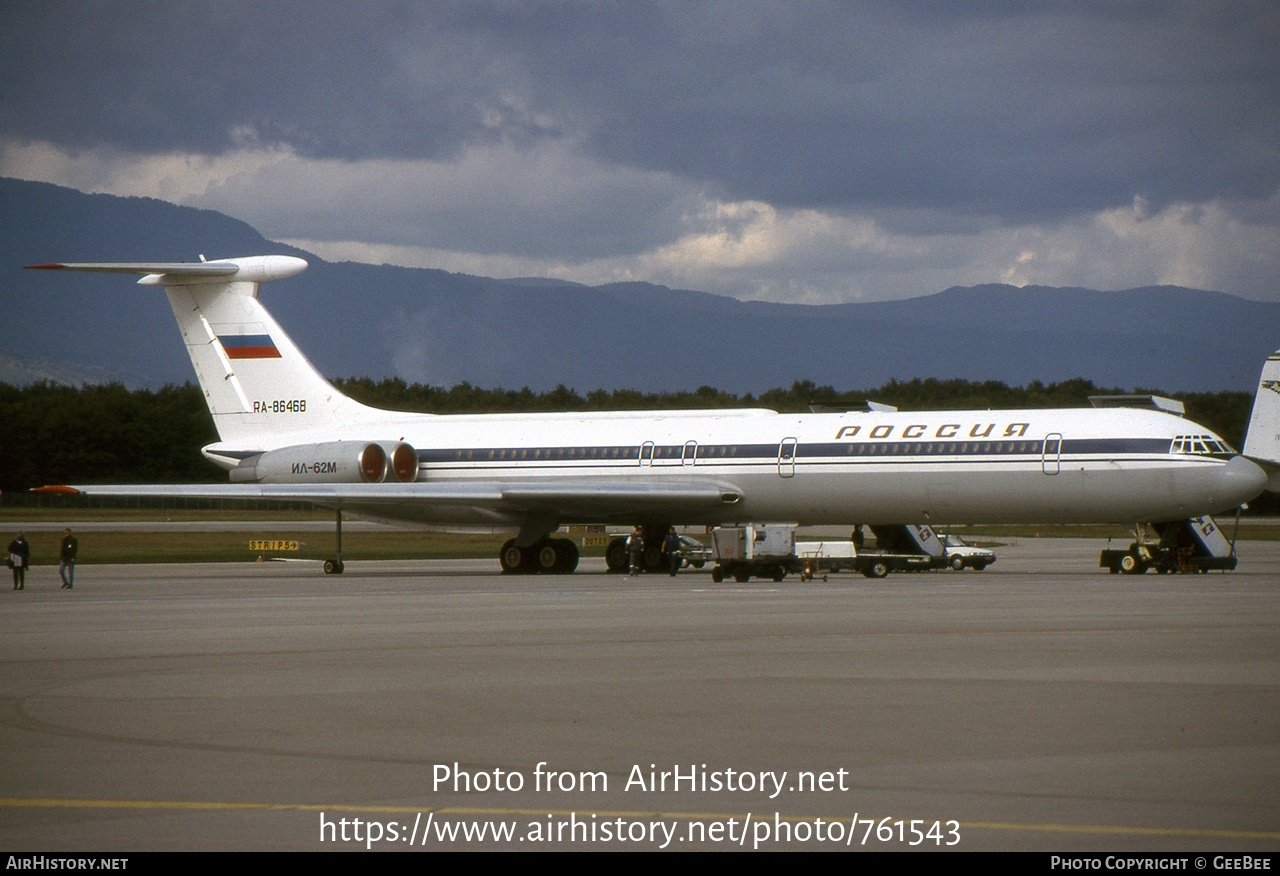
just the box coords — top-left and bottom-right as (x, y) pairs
(3, 1), (1278, 303)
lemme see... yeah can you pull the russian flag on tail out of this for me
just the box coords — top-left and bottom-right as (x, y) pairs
(220, 334), (281, 359)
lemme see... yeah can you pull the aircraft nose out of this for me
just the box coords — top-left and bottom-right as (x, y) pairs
(1218, 455), (1267, 508)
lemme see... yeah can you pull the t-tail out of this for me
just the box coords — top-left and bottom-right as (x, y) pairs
(26, 256), (387, 456)
(1244, 346), (1280, 492)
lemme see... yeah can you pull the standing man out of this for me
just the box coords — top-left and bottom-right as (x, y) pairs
(627, 525), (645, 576)
(663, 526), (682, 577)
(59, 528), (78, 589)
(8, 533), (30, 590)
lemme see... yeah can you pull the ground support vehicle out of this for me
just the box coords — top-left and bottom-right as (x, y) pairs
(708, 524), (943, 582)
(940, 534), (997, 570)
(1099, 514), (1239, 574)
(795, 540), (940, 580)
(709, 524), (799, 582)
(676, 535), (711, 569)
(709, 523), (997, 582)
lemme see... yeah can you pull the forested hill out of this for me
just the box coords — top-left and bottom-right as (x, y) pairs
(0, 378), (1257, 494)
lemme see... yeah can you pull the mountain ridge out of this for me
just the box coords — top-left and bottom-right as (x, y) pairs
(3, 176), (1274, 394)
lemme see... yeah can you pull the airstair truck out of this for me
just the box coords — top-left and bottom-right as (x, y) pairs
(796, 525), (949, 580)
(1100, 514), (1239, 574)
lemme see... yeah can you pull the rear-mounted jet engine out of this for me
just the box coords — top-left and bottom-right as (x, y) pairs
(231, 441), (419, 483)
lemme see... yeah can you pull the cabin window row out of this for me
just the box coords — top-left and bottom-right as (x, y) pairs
(424, 439), (1055, 463)
(819, 440), (1046, 457)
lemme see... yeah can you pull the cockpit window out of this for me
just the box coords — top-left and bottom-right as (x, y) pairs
(1171, 434), (1236, 456)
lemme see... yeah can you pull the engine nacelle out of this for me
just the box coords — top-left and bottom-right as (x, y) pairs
(231, 441), (419, 484)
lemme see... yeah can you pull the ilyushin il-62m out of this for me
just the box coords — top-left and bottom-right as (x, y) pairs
(27, 255), (1278, 574)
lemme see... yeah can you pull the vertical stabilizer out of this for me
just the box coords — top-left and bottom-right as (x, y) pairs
(28, 256), (383, 447)
(1243, 348), (1280, 491)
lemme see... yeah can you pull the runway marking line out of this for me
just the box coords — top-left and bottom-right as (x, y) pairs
(1, 798), (1277, 842)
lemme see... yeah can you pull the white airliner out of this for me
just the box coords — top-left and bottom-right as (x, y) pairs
(28, 255), (1278, 574)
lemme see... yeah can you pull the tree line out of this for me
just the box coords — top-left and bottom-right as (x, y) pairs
(0, 377), (1261, 495)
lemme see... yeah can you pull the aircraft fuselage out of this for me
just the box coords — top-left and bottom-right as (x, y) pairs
(210, 405), (1264, 528)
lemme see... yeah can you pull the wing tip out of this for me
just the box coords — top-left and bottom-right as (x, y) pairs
(25, 263), (67, 270)
(29, 485), (83, 495)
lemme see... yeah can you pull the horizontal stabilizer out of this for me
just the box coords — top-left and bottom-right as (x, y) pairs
(27, 262), (239, 276)
(26, 255), (307, 285)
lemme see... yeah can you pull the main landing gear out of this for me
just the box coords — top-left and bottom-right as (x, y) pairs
(319, 506), (582, 575)
(499, 537), (580, 574)
(324, 508), (345, 574)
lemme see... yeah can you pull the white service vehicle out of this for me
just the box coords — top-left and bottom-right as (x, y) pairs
(940, 534), (996, 570)
(711, 524), (797, 582)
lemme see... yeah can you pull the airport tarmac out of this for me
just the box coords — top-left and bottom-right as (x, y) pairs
(1, 539), (1277, 852)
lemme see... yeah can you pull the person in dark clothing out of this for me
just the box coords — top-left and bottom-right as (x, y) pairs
(9, 533), (30, 590)
(59, 528), (78, 589)
(627, 525), (645, 576)
(663, 527), (682, 576)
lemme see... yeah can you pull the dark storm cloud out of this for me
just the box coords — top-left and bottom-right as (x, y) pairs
(1, 1), (509, 159)
(547, 1), (1280, 222)
(4, 1), (1278, 228)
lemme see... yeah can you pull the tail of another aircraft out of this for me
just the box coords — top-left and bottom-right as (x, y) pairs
(27, 256), (386, 450)
(1244, 347), (1280, 492)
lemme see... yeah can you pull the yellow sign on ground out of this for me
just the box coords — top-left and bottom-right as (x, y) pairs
(249, 540), (299, 551)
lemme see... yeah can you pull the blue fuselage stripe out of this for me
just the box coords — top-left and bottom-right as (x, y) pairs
(414, 437), (1178, 466)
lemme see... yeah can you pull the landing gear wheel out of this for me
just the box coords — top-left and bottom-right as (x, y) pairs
(533, 538), (579, 574)
(1119, 553), (1147, 574)
(536, 542), (560, 572)
(554, 538), (580, 574)
(500, 539), (529, 574)
(863, 561), (889, 579)
(643, 544), (665, 573)
(323, 559), (345, 574)
(605, 537), (629, 574)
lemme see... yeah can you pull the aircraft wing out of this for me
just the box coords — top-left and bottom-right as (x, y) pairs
(35, 476), (744, 524)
